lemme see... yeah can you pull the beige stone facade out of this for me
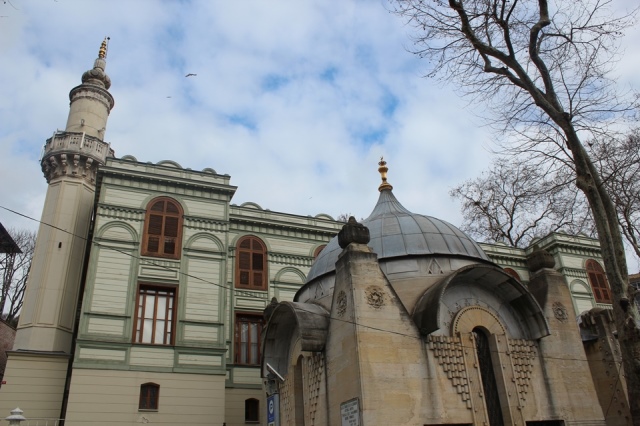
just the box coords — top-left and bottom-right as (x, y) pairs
(263, 186), (625, 426)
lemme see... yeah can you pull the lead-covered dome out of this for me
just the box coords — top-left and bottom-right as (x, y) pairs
(307, 190), (489, 282)
(306, 160), (490, 283)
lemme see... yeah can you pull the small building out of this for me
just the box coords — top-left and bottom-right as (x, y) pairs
(262, 161), (626, 426)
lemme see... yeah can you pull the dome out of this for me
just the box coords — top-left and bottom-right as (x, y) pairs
(306, 184), (490, 284)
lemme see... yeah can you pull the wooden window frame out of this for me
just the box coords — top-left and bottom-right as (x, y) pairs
(133, 284), (177, 346)
(245, 398), (260, 423)
(503, 268), (521, 282)
(314, 244), (327, 259)
(141, 197), (183, 260)
(235, 236), (268, 291)
(586, 259), (612, 304)
(234, 312), (264, 366)
(139, 382), (160, 411)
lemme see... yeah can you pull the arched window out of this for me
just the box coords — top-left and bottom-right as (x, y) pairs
(236, 236), (267, 291)
(503, 268), (521, 282)
(245, 398), (260, 423)
(473, 328), (504, 426)
(586, 259), (612, 304)
(142, 197), (183, 259)
(314, 244), (326, 259)
(139, 383), (160, 410)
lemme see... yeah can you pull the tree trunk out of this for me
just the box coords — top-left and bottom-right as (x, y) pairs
(564, 126), (640, 425)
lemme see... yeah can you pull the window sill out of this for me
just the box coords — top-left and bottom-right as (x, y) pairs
(138, 409), (158, 412)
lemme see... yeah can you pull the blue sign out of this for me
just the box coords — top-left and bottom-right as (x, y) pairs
(267, 394), (279, 425)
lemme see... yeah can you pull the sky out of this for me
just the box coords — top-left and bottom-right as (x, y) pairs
(1, 0), (639, 267)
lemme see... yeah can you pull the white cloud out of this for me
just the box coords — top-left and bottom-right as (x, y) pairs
(0, 0), (637, 270)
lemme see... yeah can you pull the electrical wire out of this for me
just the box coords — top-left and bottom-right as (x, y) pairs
(0, 203), (625, 366)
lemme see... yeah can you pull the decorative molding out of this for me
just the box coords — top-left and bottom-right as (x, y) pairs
(336, 291), (347, 317)
(303, 353), (324, 426)
(508, 339), (537, 406)
(99, 172), (235, 201)
(365, 286), (385, 309)
(234, 289), (269, 300)
(269, 252), (315, 268)
(183, 217), (229, 232)
(281, 367), (294, 425)
(42, 132), (113, 184)
(427, 258), (444, 275)
(552, 302), (569, 322)
(230, 219), (339, 241)
(427, 335), (472, 409)
(556, 267), (589, 279)
(96, 205), (145, 221)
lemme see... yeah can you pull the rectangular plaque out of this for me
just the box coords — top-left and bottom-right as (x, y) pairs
(341, 398), (360, 426)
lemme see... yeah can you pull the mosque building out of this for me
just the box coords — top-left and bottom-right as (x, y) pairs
(0, 41), (628, 426)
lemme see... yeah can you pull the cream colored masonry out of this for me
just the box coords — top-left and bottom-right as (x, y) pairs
(64, 369), (226, 426)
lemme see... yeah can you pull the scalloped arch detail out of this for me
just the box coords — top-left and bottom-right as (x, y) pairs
(120, 155), (137, 162)
(185, 233), (224, 252)
(157, 160), (183, 168)
(453, 305), (507, 335)
(96, 221), (138, 243)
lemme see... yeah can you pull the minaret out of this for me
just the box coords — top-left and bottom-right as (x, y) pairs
(14, 38), (115, 353)
(0, 39), (115, 420)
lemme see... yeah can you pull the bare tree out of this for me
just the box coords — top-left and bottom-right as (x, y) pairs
(452, 129), (640, 262)
(1, 229), (35, 326)
(391, 0), (640, 420)
(593, 129), (640, 261)
(451, 157), (594, 247)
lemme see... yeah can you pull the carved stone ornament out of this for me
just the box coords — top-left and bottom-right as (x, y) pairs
(365, 286), (385, 309)
(552, 301), (569, 322)
(336, 291), (347, 317)
(338, 216), (370, 248)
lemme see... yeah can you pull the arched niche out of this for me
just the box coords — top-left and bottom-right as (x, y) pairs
(413, 264), (549, 340)
(261, 302), (329, 379)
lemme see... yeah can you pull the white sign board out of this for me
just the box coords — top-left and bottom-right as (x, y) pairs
(340, 398), (360, 426)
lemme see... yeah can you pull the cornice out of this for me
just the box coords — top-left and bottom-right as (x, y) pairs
(98, 167), (236, 199)
(555, 267), (589, 279)
(268, 252), (314, 267)
(230, 217), (339, 241)
(96, 204), (145, 221)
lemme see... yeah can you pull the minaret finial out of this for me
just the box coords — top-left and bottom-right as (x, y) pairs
(378, 157), (393, 192)
(98, 37), (110, 59)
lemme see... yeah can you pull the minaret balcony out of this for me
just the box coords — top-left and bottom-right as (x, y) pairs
(41, 131), (115, 183)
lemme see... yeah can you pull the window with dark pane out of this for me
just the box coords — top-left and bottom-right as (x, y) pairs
(142, 197), (183, 259)
(235, 236), (267, 290)
(586, 259), (612, 304)
(473, 328), (504, 426)
(139, 383), (160, 410)
(235, 313), (263, 365)
(134, 285), (176, 345)
(245, 398), (259, 423)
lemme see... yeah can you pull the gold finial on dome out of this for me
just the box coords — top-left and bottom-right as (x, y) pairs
(98, 37), (110, 59)
(378, 157), (393, 192)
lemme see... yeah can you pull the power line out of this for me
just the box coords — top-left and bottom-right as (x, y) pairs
(0, 204), (624, 366)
